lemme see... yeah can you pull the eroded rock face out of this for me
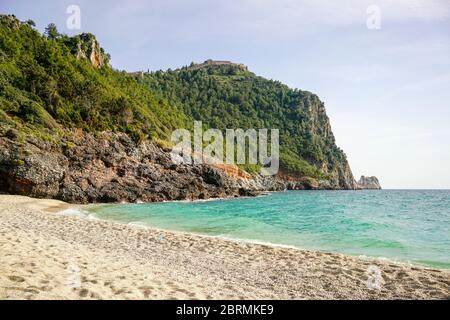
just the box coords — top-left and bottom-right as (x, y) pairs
(357, 176), (382, 189)
(70, 33), (109, 68)
(0, 132), (247, 203)
(0, 131), (358, 203)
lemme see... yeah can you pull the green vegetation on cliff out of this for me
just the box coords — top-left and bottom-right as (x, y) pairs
(140, 63), (347, 177)
(0, 15), (352, 182)
(0, 15), (187, 143)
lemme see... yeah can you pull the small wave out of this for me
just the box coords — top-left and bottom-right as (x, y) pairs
(59, 208), (88, 217)
(257, 191), (273, 197)
(210, 233), (301, 250)
(58, 208), (98, 220)
(127, 221), (149, 228)
(162, 196), (236, 203)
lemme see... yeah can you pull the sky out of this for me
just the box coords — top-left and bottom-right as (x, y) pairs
(1, 0), (450, 189)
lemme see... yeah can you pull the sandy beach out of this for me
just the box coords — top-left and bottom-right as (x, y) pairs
(0, 195), (449, 300)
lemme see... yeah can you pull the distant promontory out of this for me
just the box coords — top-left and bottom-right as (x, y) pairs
(357, 176), (382, 189)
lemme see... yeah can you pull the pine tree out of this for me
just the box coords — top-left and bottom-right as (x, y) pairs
(44, 23), (60, 39)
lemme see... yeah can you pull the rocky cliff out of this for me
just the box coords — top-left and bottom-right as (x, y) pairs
(0, 15), (359, 204)
(357, 176), (381, 189)
(0, 129), (341, 203)
(143, 64), (359, 190)
(64, 33), (110, 68)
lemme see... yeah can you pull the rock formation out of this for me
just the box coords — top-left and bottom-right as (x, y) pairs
(357, 176), (381, 189)
(67, 33), (110, 68)
(0, 130), (356, 203)
(187, 59), (248, 71)
(0, 15), (360, 203)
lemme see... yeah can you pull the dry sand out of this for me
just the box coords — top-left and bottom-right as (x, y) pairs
(0, 195), (449, 300)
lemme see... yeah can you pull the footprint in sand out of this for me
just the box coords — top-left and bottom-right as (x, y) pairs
(138, 286), (153, 298)
(8, 275), (25, 283)
(78, 288), (89, 297)
(77, 288), (101, 298)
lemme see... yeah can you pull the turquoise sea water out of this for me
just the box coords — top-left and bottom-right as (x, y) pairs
(86, 190), (450, 269)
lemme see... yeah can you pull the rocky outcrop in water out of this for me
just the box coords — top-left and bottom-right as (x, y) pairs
(357, 176), (381, 189)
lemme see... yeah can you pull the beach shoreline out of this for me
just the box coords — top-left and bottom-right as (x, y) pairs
(70, 201), (444, 271)
(1, 195), (449, 299)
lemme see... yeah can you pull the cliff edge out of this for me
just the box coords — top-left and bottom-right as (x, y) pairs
(0, 15), (359, 203)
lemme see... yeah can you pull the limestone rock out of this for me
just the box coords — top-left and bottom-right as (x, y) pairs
(68, 33), (110, 68)
(357, 176), (381, 189)
(0, 130), (361, 204)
